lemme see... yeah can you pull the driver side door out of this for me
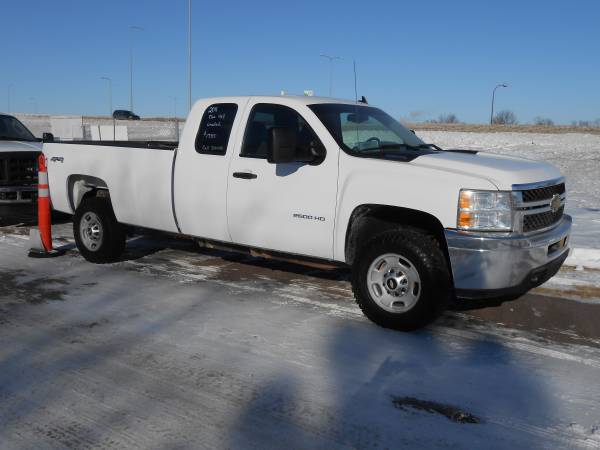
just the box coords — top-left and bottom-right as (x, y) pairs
(226, 101), (339, 259)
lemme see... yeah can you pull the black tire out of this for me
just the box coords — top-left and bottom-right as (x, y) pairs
(73, 196), (126, 263)
(351, 227), (452, 331)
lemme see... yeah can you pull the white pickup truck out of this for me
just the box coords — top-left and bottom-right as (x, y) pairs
(43, 96), (571, 330)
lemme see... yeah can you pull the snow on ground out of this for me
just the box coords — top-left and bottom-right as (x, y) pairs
(2, 226), (600, 448)
(418, 131), (600, 252)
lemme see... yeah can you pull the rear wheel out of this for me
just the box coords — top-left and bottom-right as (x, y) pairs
(73, 196), (125, 263)
(351, 228), (451, 331)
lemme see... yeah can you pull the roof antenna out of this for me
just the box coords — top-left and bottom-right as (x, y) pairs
(353, 60), (358, 103)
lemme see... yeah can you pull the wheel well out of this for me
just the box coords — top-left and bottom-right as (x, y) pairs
(344, 204), (452, 274)
(68, 174), (109, 212)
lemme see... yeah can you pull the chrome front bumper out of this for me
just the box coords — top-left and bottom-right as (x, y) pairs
(445, 215), (572, 300)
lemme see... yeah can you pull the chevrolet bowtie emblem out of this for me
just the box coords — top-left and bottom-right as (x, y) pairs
(550, 194), (561, 213)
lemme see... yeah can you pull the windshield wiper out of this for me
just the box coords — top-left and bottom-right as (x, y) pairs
(414, 143), (443, 151)
(362, 143), (443, 153)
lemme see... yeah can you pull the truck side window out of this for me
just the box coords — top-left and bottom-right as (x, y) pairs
(195, 103), (238, 155)
(241, 103), (324, 161)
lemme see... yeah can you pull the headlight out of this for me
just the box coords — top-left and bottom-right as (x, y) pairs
(457, 190), (513, 231)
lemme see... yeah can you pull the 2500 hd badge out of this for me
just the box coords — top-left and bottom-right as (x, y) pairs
(293, 213), (326, 222)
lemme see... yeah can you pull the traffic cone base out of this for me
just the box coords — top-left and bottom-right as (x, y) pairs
(28, 228), (65, 258)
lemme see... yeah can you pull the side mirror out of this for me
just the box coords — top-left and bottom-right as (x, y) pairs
(267, 127), (297, 164)
(42, 132), (54, 142)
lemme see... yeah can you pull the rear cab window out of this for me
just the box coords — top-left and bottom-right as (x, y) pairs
(195, 103), (238, 155)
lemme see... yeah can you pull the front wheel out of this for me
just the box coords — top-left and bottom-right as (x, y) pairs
(351, 228), (452, 331)
(73, 196), (126, 263)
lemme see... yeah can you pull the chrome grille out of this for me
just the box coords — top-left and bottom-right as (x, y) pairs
(522, 183), (565, 203)
(514, 179), (566, 233)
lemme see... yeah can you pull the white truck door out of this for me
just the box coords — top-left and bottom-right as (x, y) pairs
(174, 99), (246, 241)
(227, 101), (339, 259)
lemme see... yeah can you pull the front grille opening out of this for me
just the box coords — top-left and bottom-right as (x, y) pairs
(0, 156), (38, 187)
(523, 206), (564, 232)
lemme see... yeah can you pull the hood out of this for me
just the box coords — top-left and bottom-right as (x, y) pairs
(411, 150), (562, 190)
(0, 140), (42, 153)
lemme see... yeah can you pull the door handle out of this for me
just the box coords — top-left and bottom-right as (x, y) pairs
(232, 172), (258, 179)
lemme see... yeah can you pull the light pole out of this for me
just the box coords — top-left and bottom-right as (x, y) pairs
(129, 25), (144, 112)
(101, 76), (115, 141)
(29, 97), (37, 114)
(490, 83), (508, 125)
(320, 54), (341, 97)
(100, 77), (112, 116)
(187, 0), (192, 113)
(172, 96), (179, 140)
(7, 84), (13, 113)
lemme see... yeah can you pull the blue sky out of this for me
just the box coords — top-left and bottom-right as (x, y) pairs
(1, 0), (599, 124)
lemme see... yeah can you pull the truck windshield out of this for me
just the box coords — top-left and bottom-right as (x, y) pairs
(0, 115), (36, 142)
(308, 103), (429, 155)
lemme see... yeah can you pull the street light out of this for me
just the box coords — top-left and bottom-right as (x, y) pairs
(490, 83), (508, 125)
(187, 0), (192, 113)
(101, 76), (115, 141)
(7, 84), (13, 113)
(320, 54), (341, 97)
(28, 97), (37, 114)
(100, 77), (112, 116)
(129, 25), (144, 112)
(172, 96), (179, 140)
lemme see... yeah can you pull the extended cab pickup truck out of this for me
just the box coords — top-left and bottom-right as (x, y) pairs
(43, 96), (571, 330)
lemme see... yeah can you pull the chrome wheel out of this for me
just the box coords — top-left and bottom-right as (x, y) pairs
(79, 211), (103, 252)
(367, 253), (422, 313)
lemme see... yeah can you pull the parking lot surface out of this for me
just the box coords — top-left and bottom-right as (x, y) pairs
(2, 210), (600, 449)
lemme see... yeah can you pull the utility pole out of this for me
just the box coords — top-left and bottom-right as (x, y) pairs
(490, 83), (508, 125)
(187, 0), (192, 112)
(320, 54), (341, 97)
(129, 25), (144, 112)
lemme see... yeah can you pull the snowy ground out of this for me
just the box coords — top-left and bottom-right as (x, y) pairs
(2, 219), (600, 449)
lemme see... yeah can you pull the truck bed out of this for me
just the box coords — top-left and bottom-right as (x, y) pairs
(44, 141), (179, 233)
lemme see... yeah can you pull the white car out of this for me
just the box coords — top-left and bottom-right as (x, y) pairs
(42, 96), (571, 330)
(0, 114), (41, 203)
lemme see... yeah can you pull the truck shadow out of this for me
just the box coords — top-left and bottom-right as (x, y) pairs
(227, 322), (558, 449)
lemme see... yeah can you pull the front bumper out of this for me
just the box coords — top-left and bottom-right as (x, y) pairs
(0, 186), (37, 204)
(445, 215), (572, 301)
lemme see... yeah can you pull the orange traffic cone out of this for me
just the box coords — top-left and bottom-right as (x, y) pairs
(28, 153), (64, 258)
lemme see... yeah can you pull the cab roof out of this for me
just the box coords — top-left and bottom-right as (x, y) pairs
(193, 95), (369, 108)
